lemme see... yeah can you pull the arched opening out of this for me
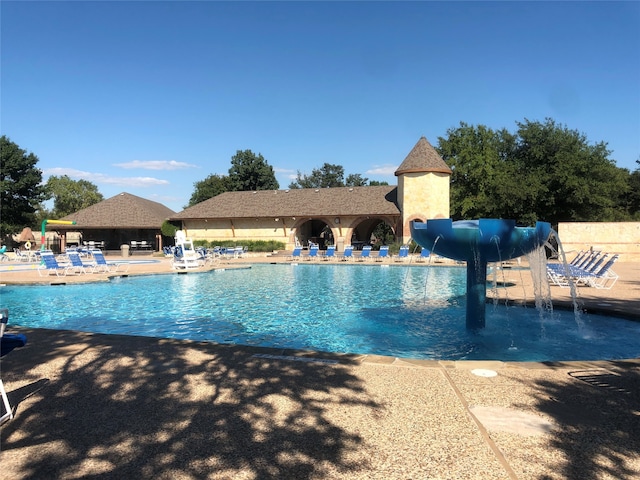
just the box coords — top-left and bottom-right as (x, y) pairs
(350, 217), (396, 250)
(294, 219), (333, 249)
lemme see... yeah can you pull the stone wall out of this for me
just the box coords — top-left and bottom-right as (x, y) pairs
(182, 217), (356, 251)
(183, 218), (291, 244)
(398, 172), (450, 242)
(557, 222), (640, 262)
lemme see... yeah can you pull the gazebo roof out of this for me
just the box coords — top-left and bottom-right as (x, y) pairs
(394, 137), (452, 176)
(54, 192), (175, 229)
(171, 186), (399, 220)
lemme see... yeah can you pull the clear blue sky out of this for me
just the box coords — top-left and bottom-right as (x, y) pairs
(2, 1), (639, 212)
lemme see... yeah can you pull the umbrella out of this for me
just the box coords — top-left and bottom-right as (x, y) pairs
(17, 227), (36, 242)
(15, 227), (36, 250)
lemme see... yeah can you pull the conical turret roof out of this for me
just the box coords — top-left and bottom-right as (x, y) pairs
(394, 137), (452, 176)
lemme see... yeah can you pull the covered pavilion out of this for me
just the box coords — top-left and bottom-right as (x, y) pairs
(48, 193), (175, 253)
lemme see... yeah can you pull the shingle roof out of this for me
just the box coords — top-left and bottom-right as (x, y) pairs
(394, 137), (452, 176)
(54, 192), (175, 229)
(171, 186), (399, 220)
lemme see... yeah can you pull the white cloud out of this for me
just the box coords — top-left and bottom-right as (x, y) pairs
(274, 167), (295, 174)
(43, 167), (169, 187)
(274, 167), (297, 182)
(113, 160), (197, 170)
(366, 164), (398, 176)
(146, 193), (184, 205)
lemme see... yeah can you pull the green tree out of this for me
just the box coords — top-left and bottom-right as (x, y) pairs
(627, 160), (640, 220)
(45, 175), (103, 218)
(437, 119), (631, 225)
(371, 222), (395, 246)
(161, 220), (179, 237)
(514, 118), (629, 225)
(368, 180), (389, 186)
(345, 173), (369, 186)
(289, 163), (345, 189)
(187, 174), (230, 207)
(437, 123), (524, 221)
(0, 136), (48, 241)
(227, 149), (279, 192)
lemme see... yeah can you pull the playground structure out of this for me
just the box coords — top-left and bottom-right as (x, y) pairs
(41, 219), (76, 251)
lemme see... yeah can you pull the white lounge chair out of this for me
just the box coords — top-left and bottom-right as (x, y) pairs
(66, 251), (90, 274)
(91, 250), (130, 273)
(38, 251), (74, 276)
(546, 254), (619, 289)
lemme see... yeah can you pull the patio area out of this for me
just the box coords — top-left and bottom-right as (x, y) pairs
(1, 256), (639, 479)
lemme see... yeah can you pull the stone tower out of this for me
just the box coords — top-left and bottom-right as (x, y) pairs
(395, 137), (452, 243)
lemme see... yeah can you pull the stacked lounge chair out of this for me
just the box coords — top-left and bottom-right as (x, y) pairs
(547, 251), (619, 289)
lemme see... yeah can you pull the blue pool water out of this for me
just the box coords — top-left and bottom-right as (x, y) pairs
(1, 264), (639, 361)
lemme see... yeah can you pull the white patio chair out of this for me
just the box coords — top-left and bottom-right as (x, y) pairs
(1, 308), (28, 424)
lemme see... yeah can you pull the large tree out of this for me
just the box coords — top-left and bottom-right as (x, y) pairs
(45, 175), (103, 218)
(0, 136), (48, 241)
(514, 118), (629, 225)
(187, 174), (230, 208)
(188, 150), (278, 207)
(437, 119), (631, 225)
(227, 149), (279, 192)
(437, 123), (524, 221)
(345, 173), (369, 186)
(627, 160), (640, 220)
(289, 163), (345, 189)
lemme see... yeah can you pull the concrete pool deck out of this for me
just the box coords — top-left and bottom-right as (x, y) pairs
(1, 255), (639, 479)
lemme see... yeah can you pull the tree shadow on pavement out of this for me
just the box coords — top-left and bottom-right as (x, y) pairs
(1, 328), (382, 479)
(528, 360), (640, 480)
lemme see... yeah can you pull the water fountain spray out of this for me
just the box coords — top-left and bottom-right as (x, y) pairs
(411, 219), (552, 329)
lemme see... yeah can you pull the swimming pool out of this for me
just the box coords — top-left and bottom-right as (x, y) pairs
(1, 264), (639, 361)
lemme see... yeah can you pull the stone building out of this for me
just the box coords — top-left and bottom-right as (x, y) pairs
(170, 137), (452, 251)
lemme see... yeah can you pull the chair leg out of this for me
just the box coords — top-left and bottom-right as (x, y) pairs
(1, 378), (14, 424)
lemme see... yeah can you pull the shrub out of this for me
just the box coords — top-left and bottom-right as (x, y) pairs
(161, 221), (179, 237)
(192, 240), (286, 252)
(386, 241), (419, 255)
